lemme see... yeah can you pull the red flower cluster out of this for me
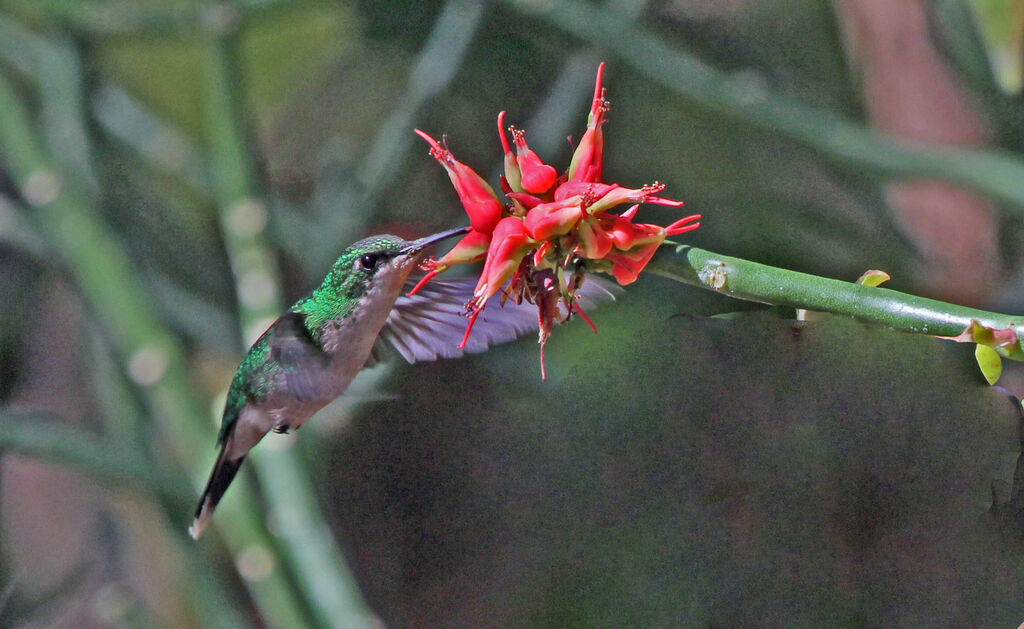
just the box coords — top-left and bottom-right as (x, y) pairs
(412, 64), (700, 374)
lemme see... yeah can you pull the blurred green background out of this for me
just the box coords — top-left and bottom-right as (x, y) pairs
(2, 0), (1024, 626)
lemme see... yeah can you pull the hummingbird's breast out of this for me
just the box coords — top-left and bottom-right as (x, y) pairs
(320, 262), (410, 361)
(265, 266), (409, 432)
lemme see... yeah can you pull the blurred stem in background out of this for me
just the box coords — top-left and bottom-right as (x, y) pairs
(0, 53), (253, 629)
(277, 0), (491, 271)
(199, 18), (377, 627)
(0, 7), (338, 628)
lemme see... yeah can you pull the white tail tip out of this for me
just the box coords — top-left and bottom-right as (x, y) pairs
(189, 509), (211, 540)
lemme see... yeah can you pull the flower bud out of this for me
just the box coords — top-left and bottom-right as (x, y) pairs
(567, 63), (607, 183)
(415, 129), (504, 234)
(512, 128), (557, 194)
(523, 198), (583, 241)
(506, 192), (543, 210)
(435, 229), (491, 266)
(497, 112), (522, 193)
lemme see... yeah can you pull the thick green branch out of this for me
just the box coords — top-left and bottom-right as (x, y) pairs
(647, 245), (1024, 354)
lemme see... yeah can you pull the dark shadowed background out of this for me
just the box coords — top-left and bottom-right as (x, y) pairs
(2, 0), (1024, 627)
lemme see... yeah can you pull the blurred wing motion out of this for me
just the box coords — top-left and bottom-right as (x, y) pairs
(370, 274), (622, 364)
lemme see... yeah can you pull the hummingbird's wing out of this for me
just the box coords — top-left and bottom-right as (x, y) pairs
(268, 310), (333, 403)
(369, 274), (622, 365)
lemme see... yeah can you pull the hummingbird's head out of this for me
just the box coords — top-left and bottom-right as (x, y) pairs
(342, 226), (470, 280)
(302, 227), (469, 326)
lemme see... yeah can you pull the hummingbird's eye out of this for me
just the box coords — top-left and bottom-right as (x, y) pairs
(357, 253), (384, 271)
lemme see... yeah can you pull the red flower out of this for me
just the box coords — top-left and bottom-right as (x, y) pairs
(414, 63), (701, 376)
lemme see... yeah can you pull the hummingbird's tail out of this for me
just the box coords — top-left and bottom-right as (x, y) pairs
(189, 446), (246, 540)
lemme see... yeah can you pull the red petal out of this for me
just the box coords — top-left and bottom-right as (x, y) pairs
(507, 192), (543, 209)
(571, 300), (598, 334)
(407, 269), (440, 296)
(533, 240), (553, 266)
(458, 308), (482, 350)
(496, 111), (513, 156)
(605, 241), (662, 284)
(577, 217), (614, 259)
(645, 196), (685, 207)
(665, 214), (702, 235)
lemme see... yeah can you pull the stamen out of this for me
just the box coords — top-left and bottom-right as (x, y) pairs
(572, 301), (598, 334)
(407, 269), (440, 296)
(539, 338), (547, 381)
(646, 197), (684, 207)
(458, 307), (482, 350)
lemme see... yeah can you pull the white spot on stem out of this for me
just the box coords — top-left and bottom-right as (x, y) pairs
(236, 544), (275, 582)
(128, 345), (169, 386)
(23, 170), (61, 206)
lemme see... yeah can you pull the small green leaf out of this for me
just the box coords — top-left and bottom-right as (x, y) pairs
(855, 270), (891, 288)
(974, 343), (1002, 385)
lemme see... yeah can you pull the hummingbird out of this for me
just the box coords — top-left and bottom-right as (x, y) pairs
(189, 227), (618, 539)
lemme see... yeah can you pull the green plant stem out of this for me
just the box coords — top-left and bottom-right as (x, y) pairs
(292, 0), (489, 270)
(0, 68), (306, 629)
(510, 0), (1024, 213)
(200, 30), (377, 629)
(647, 245), (1024, 352)
(2, 0), (304, 35)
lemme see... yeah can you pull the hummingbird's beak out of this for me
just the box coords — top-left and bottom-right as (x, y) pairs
(400, 226), (471, 255)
